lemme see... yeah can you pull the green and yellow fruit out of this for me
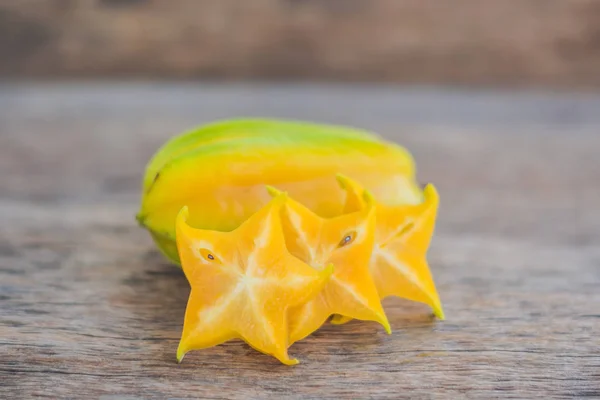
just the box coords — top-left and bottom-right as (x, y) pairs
(136, 118), (423, 264)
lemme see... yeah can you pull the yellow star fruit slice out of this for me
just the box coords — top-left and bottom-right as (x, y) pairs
(175, 193), (333, 365)
(267, 180), (391, 346)
(331, 176), (444, 323)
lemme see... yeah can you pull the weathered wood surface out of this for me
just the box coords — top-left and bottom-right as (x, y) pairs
(2, 0), (600, 88)
(1, 84), (599, 399)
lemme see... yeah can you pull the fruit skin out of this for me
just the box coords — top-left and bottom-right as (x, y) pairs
(137, 118), (423, 264)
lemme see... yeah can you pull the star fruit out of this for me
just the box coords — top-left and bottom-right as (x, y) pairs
(267, 177), (391, 345)
(137, 118), (423, 264)
(175, 193), (333, 365)
(331, 176), (443, 324)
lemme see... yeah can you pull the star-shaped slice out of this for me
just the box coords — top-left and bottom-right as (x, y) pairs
(267, 179), (391, 346)
(331, 175), (443, 325)
(175, 193), (333, 365)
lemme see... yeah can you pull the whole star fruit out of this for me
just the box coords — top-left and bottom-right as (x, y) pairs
(267, 179), (391, 345)
(137, 118), (423, 264)
(175, 192), (333, 365)
(330, 175), (444, 323)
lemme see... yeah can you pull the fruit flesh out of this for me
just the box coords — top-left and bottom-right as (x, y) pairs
(175, 194), (332, 365)
(332, 179), (444, 322)
(268, 180), (390, 345)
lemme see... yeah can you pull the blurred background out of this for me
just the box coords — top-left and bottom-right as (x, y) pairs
(1, 0), (600, 86)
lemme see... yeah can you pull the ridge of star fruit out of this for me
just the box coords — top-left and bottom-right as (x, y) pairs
(267, 179), (391, 346)
(175, 193), (333, 365)
(331, 175), (443, 325)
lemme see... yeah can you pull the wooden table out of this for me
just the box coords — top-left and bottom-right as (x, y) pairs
(1, 84), (599, 399)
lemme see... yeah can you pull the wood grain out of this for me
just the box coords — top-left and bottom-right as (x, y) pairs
(1, 0), (600, 88)
(1, 84), (599, 399)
